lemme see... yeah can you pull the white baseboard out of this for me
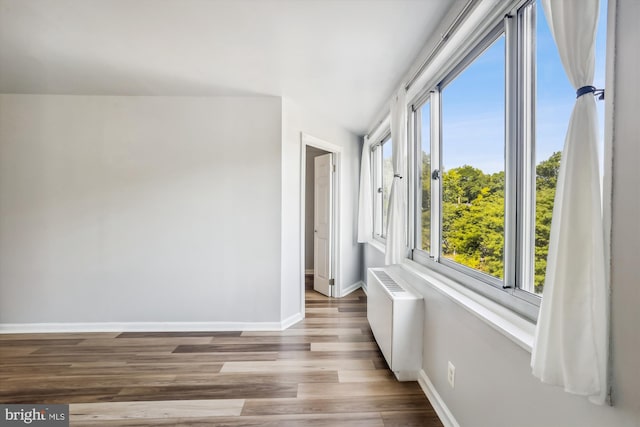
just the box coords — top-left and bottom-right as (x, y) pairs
(338, 280), (363, 297)
(280, 312), (303, 330)
(305, 269), (314, 275)
(418, 369), (460, 427)
(0, 316), (304, 334)
(394, 370), (419, 381)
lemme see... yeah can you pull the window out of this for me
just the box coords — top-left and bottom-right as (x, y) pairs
(531, 0), (569, 296)
(417, 102), (431, 254)
(409, 0), (607, 318)
(529, 0), (608, 296)
(441, 34), (505, 282)
(372, 134), (393, 240)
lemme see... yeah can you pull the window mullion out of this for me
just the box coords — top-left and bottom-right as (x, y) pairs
(517, 1), (536, 294)
(431, 89), (441, 262)
(379, 143), (385, 237)
(370, 147), (377, 238)
(409, 105), (419, 252)
(504, 13), (518, 291)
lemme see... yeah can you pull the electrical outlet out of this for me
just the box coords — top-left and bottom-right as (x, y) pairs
(447, 361), (455, 388)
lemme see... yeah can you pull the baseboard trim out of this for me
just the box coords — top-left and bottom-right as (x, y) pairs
(305, 269), (314, 275)
(418, 369), (460, 427)
(338, 280), (363, 297)
(280, 312), (304, 330)
(0, 317), (303, 334)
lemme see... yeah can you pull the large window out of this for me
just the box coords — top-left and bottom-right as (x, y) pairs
(372, 134), (393, 240)
(409, 0), (607, 317)
(441, 34), (505, 282)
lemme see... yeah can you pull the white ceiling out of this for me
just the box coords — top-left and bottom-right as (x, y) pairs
(0, 0), (454, 134)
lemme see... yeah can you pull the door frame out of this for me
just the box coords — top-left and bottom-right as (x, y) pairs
(300, 133), (341, 315)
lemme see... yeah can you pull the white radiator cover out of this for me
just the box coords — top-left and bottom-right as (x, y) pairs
(367, 267), (423, 381)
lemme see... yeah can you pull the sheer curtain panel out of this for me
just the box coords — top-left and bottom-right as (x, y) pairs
(531, 0), (609, 405)
(357, 136), (373, 242)
(385, 89), (408, 264)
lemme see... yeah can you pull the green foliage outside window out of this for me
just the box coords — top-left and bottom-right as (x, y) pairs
(421, 151), (560, 294)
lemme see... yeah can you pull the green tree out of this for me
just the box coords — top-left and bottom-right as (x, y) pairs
(435, 152), (560, 291)
(442, 168), (463, 204)
(533, 151), (561, 293)
(421, 152), (432, 251)
(536, 151), (562, 191)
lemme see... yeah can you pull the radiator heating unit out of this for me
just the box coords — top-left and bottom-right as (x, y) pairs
(367, 267), (423, 381)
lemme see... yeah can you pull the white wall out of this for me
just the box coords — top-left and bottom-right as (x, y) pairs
(608, 0), (640, 421)
(362, 0), (640, 425)
(281, 97), (362, 320)
(362, 243), (385, 292)
(0, 95), (283, 326)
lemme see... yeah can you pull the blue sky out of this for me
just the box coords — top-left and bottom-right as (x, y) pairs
(424, 0), (608, 174)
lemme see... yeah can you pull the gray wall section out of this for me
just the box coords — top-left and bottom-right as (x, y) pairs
(363, 243), (385, 292)
(609, 0), (640, 422)
(363, 1), (639, 425)
(0, 95), (283, 323)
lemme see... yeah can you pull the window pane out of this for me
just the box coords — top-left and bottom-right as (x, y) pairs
(441, 35), (505, 280)
(419, 102), (431, 253)
(382, 139), (393, 237)
(532, 0), (607, 295)
(372, 145), (382, 237)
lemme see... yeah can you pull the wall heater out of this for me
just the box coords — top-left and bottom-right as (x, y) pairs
(367, 267), (423, 381)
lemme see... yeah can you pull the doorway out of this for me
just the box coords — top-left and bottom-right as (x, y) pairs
(306, 147), (331, 296)
(301, 133), (341, 312)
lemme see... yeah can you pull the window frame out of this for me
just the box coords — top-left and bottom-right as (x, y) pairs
(371, 131), (392, 242)
(407, 1), (544, 320)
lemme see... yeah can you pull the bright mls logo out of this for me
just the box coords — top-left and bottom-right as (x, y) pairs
(0, 405), (68, 426)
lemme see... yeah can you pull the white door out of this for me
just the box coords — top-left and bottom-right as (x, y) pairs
(314, 153), (333, 297)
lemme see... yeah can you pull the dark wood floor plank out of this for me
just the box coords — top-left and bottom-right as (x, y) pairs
(276, 350), (386, 361)
(116, 383), (298, 401)
(0, 332), (119, 340)
(381, 410), (443, 427)
(173, 343), (310, 353)
(70, 412), (385, 427)
(305, 311), (365, 318)
(207, 335), (341, 344)
(173, 371), (339, 386)
(31, 345), (179, 355)
(126, 352), (279, 363)
(338, 305), (368, 312)
(242, 394), (433, 416)
(116, 331), (242, 338)
(297, 381), (425, 399)
(0, 387), (125, 404)
(0, 338), (85, 347)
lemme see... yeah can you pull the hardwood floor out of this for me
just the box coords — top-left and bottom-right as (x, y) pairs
(0, 286), (443, 426)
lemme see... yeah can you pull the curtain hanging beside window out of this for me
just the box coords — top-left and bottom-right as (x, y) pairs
(385, 89), (408, 264)
(357, 136), (373, 242)
(531, 0), (609, 405)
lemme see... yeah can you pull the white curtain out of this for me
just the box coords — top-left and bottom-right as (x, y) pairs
(531, 0), (608, 405)
(357, 136), (373, 242)
(385, 89), (408, 264)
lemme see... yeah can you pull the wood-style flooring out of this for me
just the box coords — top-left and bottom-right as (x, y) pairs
(0, 282), (443, 426)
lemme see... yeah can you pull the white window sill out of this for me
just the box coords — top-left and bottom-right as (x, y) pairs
(398, 259), (535, 353)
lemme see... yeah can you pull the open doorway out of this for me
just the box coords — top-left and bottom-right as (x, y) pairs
(305, 146), (332, 295)
(300, 133), (341, 312)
